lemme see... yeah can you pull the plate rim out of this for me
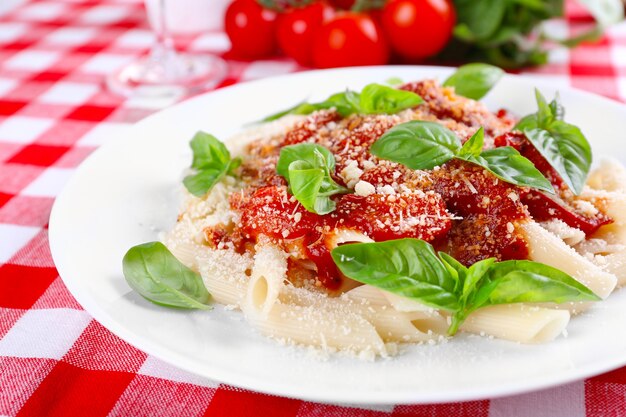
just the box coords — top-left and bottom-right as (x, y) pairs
(49, 65), (626, 404)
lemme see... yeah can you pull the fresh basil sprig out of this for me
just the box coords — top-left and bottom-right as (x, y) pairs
(443, 63), (504, 100)
(183, 132), (241, 197)
(277, 144), (350, 215)
(263, 83), (423, 121)
(515, 89), (592, 195)
(331, 238), (600, 335)
(370, 121), (554, 193)
(123, 242), (211, 309)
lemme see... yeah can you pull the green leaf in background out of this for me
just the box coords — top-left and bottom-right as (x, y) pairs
(183, 132), (239, 197)
(370, 121), (461, 170)
(331, 239), (461, 311)
(515, 90), (592, 194)
(454, 0), (507, 41)
(263, 83), (422, 121)
(277, 144), (349, 215)
(332, 238), (601, 336)
(443, 63), (505, 100)
(122, 242), (211, 309)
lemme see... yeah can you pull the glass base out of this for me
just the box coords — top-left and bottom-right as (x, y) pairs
(106, 51), (228, 99)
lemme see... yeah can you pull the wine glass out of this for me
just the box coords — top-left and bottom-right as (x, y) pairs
(107, 0), (227, 98)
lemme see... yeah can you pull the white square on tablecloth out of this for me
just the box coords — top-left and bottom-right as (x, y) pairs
(38, 82), (99, 105)
(114, 29), (154, 48)
(610, 46), (626, 66)
(0, 78), (18, 97)
(0, 223), (40, 264)
(3, 50), (60, 72)
(138, 355), (220, 388)
(189, 33), (230, 53)
(0, 309), (91, 360)
(76, 122), (128, 147)
(240, 61), (297, 81)
(45, 27), (98, 46)
(0, 116), (55, 144)
(0, 22), (27, 43)
(80, 53), (135, 74)
(21, 168), (75, 198)
(16, 2), (68, 21)
(79, 5), (130, 25)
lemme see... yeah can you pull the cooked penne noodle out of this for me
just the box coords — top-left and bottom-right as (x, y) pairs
(522, 221), (617, 299)
(587, 159), (626, 193)
(198, 251), (252, 306)
(461, 304), (570, 343)
(244, 239), (289, 318)
(244, 301), (388, 356)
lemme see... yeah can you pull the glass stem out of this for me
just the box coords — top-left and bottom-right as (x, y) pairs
(149, 0), (177, 63)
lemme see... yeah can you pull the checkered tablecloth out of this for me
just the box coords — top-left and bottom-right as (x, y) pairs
(2, 1), (626, 416)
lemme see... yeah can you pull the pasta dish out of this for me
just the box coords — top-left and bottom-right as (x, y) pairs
(122, 65), (626, 359)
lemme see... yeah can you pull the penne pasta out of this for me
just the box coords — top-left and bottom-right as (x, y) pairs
(461, 304), (570, 344)
(244, 238), (289, 318)
(522, 221), (617, 299)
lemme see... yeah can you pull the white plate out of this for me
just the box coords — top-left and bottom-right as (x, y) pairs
(49, 66), (626, 404)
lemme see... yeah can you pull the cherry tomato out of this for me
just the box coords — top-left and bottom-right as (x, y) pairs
(276, 2), (332, 66)
(328, 0), (355, 9)
(381, 0), (455, 61)
(313, 12), (390, 68)
(225, 0), (278, 59)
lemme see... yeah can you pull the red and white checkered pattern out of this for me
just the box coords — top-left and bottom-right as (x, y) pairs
(2, 0), (626, 416)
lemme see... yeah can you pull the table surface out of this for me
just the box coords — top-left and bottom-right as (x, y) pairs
(1, 1), (626, 416)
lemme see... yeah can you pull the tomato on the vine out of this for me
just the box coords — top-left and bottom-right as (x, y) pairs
(225, 0), (278, 59)
(313, 12), (389, 68)
(328, 0), (355, 9)
(276, 2), (332, 66)
(381, 0), (455, 61)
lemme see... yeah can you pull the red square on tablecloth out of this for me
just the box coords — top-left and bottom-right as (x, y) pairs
(0, 264), (58, 309)
(65, 104), (116, 122)
(62, 321), (147, 372)
(0, 100), (27, 116)
(16, 361), (136, 417)
(8, 144), (71, 166)
(203, 387), (302, 417)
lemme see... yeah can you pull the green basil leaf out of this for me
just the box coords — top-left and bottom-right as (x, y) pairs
(386, 76), (404, 86)
(370, 121), (461, 169)
(278, 144), (349, 215)
(276, 143), (335, 179)
(183, 168), (228, 197)
(523, 124), (592, 194)
(263, 83), (422, 120)
(262, 102), (320, 122)
(359, 84), (423, 114)
(439, 252), (466, 294)
(183, 132), (238, 197)
(189, 131), (230, 170)
(515, 89), (592, 194)
(122, 242), (211, 309)
(471, 260), (600, 310)
(457, 127), (485, 158)
(461, 258), (495, 304)
(443, 63), (504, 100)
(459, 146), (555, 193)
(331, 239), (461, 311)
